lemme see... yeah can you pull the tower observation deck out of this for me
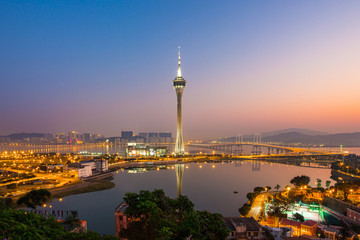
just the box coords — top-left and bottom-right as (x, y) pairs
(173, 47), (186, 155)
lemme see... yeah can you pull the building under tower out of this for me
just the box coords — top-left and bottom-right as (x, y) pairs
(173, 47), (186, 155)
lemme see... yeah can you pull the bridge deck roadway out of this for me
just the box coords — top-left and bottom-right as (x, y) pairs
(187, 143), (334, 154)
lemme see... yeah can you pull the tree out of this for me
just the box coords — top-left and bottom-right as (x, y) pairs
(267, 200), (290, 227)
(0, 197), (13, 210)
(239, 203), (251, 216)
(0, 208), (118, 240)
(17, 189), (51, 209)
(194, 211), (230, 240)
(253, 186), (265, 194)
(265, 186), (271, 192)
(120, 189), (229, 240)
(335, 182), (358, 201)
(275, 184), (281, 192)
(246, 192), (257, 203)
(293, 212), (305, 222)
(316, 178), (322, 188)
(290, 175), (310, 187)
(63, 211), (82, 232)
(326, 181), (331, 189)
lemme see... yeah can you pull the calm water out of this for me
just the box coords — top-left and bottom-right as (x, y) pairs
(41, 161), (334, 235)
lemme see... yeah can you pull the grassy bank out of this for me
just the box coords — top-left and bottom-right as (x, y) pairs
(52, 178), (115, 199)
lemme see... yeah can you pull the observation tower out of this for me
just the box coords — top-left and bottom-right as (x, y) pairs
(173, 47), (186, 155)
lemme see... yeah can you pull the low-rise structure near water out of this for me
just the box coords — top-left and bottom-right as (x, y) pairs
(115, 203), (129, 238)
(224, 217), (264, 239)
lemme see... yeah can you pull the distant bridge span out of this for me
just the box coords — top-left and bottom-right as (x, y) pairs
(187, 142), (332, 155)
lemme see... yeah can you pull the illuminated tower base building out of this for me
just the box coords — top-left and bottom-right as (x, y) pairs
(173, 47), (186, 155)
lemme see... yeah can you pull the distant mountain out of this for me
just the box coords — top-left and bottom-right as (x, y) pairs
(0, 132), (46, 140)
(214, 128), (328, 143)
(212, 129), (360, 146)
(263, 132), (360, 147)
(261, 128), (328, 137)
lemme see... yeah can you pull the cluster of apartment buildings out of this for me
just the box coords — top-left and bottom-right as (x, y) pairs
(0, 130), (173, 145)
(55, 131), (102, 144)
(0, 131), (103, 145)
(67, 159), (109, 178)
(114, 131), (172, 144)
(39, 158), (109, 179)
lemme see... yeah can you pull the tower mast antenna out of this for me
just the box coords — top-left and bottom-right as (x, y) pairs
(177, 46), (182, 77)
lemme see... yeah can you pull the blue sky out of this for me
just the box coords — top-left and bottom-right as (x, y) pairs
(1, 1), (360, 139)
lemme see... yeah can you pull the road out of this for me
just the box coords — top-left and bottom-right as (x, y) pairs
(246, 193), (268, 220)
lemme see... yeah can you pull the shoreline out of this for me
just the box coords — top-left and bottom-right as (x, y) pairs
(50, 175), (115, 199)
(12, 172), (116, 204)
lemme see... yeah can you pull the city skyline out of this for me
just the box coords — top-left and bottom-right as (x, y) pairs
(1, 1), (360, 139)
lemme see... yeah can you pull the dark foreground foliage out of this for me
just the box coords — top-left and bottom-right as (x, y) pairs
(0, 208), (117, 240)
(119, 189), (230, 240)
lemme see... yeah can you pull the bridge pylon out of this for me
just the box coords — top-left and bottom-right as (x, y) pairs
(235, 134), (244, 155)
(252, 133), (262, 155)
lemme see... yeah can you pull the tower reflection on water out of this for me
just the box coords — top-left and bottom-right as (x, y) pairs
(175, 164), (184, 197)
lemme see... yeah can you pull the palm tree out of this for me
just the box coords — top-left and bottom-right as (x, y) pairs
(17, 189), (51, 209)
(275, 184), (280, 192)
(316, 178), (322, 188)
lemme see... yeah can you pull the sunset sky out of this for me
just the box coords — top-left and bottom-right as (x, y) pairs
(1, 1), (360, 139)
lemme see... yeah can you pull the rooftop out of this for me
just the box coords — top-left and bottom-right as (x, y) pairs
(301, 220), (318, 227)
(115, 203), (128, 213)
(280, 218), (302, 228)
(224, 217), (261, 232)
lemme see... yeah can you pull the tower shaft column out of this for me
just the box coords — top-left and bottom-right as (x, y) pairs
(175, 89), (184, 154)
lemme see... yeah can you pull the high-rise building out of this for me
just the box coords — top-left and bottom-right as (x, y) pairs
(173, 47), (186, 155)
(69, 131), (78, 144)
(83, 133), (91, 143)
(121, 131), (133, 140)
(55, 133), (66, 143)
(139, 132), (149, 142)
(149, 132), (159, 143)
(159, 132), (172, 143)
